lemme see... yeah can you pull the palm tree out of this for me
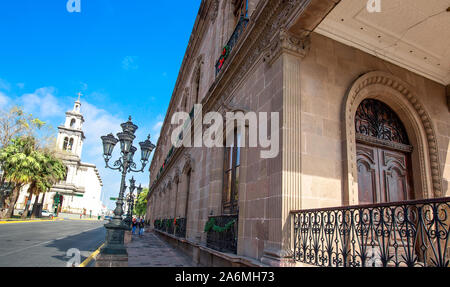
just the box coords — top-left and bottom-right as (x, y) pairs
(0, 137), (40, 219)
(30, 152), (66, 218)
(21, 151), (46, 219)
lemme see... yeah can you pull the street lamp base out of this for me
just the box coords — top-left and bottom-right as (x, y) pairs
(95, 253), (128, 267)
(101, 221), (130, 255)
(96, 221), (129, 267)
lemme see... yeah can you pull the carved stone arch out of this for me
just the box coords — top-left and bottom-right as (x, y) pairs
(182, 153), (195, 174)
(344, 71), (442, 204)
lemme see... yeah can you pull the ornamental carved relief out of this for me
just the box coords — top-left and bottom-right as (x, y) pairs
(182, 153), (194, 174)
(355, 99), (409, 145)
(173, 169), (180, 184)
(166, 176), (173, 190)
(263, 29), (309, 65)
(210, 0), (219, 23)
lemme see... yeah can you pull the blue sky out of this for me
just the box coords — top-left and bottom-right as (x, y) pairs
(0, 0), (201, 209)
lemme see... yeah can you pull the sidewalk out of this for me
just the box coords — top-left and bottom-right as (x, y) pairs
(127, 230), (195, 267)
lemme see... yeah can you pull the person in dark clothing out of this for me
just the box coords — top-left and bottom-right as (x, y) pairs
(138, 218), (145, 236)
(132, 217), (138, 235)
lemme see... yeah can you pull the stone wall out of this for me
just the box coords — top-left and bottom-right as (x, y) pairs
(300, 32), (449, 204)
(147, 0), (449, 265)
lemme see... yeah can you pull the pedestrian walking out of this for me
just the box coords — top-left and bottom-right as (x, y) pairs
(132, 217), (137, 235)
(139, 218), (145, 236)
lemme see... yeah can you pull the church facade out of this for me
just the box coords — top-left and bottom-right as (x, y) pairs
(16, 99), (105, 218)
(147, 0), (449, 267)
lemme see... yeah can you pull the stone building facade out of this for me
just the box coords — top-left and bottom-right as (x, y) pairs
(146, 0), (450, 267)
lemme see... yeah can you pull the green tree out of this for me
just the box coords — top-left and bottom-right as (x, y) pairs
(31, 152), (66, 218)
(0, 106), (46, 149)
(0, 106), (54, 212)
(21, 151), (66, 219)
(134, 188), (149, 217)
(0, 137), (40, 219)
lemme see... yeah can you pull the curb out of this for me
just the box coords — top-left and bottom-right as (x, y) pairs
(79, 243), (105, 267)
(66, 218), (103, 221)
(0, 218), (64, 224)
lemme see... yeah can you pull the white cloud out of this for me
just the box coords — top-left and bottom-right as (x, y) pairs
(152, 121), (163, 132)
(122, 56), (139, 70)
(81, 101), (123, 158)
(0, 91), (10, 108)
(20, 87), (64, 118)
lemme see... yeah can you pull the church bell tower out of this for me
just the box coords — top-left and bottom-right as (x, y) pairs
(56, 94), (86, 159)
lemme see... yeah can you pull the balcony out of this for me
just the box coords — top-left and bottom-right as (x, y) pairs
(291, 197), (450, 267)
(215, 16), (249, 75)
(206, 215), (238, 254)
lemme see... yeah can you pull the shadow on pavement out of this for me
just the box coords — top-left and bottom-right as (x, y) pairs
(44, 226), (106, 266)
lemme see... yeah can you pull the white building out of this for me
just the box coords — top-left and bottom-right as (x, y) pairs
(16, 98), (104, 217)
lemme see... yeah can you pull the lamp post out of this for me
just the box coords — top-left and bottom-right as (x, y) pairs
(98, 116), (155, 259)
(125, 177), (137, 227)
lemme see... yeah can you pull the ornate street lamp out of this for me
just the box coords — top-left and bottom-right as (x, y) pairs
(98, 116), (155, 258)
(124, 177), (137, 227)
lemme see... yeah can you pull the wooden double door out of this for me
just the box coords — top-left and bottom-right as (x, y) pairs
(357, 143), (412, 205)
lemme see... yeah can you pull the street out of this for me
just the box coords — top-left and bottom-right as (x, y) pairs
(0, 220), (105, 267)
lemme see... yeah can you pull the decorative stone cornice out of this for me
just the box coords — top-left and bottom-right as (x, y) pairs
(148, 0), (215, 175)
(205, 0), (311, 114)
(263, 29), (310, 66)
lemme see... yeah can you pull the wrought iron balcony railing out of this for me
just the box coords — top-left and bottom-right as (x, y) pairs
(167, 218), (175, 235)
(175, 218), (187, 238)
(206, 215), (238, 254)
(215, 16), (249, 75)
(291, 198), (450, 267)
(154, 219), (165, 231)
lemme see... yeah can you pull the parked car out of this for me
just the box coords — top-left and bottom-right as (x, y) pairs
(41, 210), (55, 219)
(18, 209), (32, 217)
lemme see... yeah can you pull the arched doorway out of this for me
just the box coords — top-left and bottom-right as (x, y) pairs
(343, 72), (442, 205)
(355, 99), (413, 204)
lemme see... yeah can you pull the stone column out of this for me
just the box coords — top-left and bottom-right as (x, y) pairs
(261, 29), (308, 267)
(207, 146), (224, 217)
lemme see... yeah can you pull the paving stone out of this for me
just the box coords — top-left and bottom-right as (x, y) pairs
(127, 231), (194, 267)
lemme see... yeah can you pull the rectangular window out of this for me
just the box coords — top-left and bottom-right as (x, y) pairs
(233, 0), (248, 19)
(222, 129), (241, 215)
